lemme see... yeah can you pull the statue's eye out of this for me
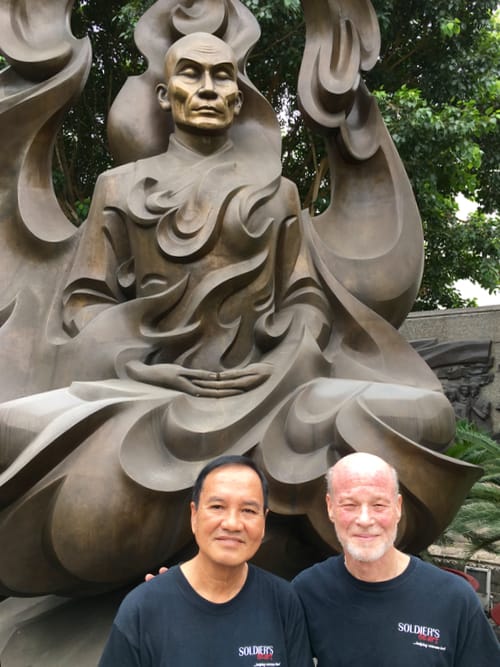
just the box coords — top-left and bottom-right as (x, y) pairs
(213, 67), (234, 81)
(177, 65), (199, 79)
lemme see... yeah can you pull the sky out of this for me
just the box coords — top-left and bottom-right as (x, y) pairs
(454, 195), (499, 306)
(456, 279), (500, 306)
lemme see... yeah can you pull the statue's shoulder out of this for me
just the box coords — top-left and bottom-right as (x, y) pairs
(280, 175), (299, 192)
(92, 161), (135, 192)
(278, 175), (302, 208)
(93, 154), (165, 195)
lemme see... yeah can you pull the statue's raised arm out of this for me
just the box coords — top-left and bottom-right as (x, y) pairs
(298, 0), (423, 327)
(0, 0), (91, 400)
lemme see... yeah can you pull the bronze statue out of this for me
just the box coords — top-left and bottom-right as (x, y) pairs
(0, 0), (481, 599)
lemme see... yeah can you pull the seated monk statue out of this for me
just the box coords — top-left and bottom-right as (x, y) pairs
(0, 1), (481, 597)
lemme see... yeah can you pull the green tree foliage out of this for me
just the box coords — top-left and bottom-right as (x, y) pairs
(55, 0), (154, 222)
(438, 421), (500, 557)
(56, 1), (499, 308)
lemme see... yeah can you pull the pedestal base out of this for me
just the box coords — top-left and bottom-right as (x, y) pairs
(0, 589), (127, 666)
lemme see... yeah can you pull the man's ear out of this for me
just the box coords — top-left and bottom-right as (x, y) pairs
(326, 493), (335, 524)
(190, 500), (197, 534)
(156, 82), (171, 111)
(396, 493), (403, 523)
(261, 507), (269, 541)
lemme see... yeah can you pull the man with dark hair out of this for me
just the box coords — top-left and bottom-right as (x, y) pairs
(293, 452), (500, 666)
(190, 455), (269, 508)
(99, 455), (313, 665)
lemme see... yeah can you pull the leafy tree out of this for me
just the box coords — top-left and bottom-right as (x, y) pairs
(55, 1), (498, 307)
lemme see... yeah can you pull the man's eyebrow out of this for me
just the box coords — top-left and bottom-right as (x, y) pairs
(337, 494), (391, 502)
(240, 500), (262, 508)
(205, 495), (262, 508)
(205, 495), (225, 503)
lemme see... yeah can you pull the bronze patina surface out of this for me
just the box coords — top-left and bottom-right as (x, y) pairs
(0, 0), (480, 604)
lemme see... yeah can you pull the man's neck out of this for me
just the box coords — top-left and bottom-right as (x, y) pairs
(344, 547), (410, 583)
(180, 555), (249, 603)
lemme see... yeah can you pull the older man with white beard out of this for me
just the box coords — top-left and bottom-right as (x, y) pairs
(293, 452), (500, 666)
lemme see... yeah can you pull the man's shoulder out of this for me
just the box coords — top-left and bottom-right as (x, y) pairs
(249, 564), (292, 589)
(292, 555), (341, 587)
(117, 566), (180, 615)
(248, 565), (302, 603)
(411, 557), (480, 597)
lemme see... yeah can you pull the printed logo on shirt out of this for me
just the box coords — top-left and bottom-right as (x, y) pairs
(238, 644), (281, 666)
(397, 621), (447, 652)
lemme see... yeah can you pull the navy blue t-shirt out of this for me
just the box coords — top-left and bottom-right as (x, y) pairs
(99, 564), (313, 666)
(293, 555), (499, 666)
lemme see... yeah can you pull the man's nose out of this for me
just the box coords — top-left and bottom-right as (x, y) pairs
(356, 505), (373, 525)
(221, 509), (242, 530)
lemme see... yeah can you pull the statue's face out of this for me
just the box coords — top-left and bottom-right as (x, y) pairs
(160, 34), (243, 135)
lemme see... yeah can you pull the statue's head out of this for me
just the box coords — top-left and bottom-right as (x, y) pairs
(156, 32), (243, 141)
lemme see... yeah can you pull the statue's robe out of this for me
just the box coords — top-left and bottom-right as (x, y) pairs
(0, 138), (477, 596)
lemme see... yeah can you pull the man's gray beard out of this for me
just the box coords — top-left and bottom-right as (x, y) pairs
(342, 525), (398, 563)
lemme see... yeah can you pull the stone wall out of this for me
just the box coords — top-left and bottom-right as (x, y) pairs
(400, 305), (500, 439)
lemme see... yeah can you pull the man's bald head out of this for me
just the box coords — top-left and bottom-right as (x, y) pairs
(327, 453), (399, 499)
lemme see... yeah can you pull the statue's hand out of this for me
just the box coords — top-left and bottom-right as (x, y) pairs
(125, 361), (272, 397)
(215, 363), (272, 393)
(125, 361), (221, 396)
